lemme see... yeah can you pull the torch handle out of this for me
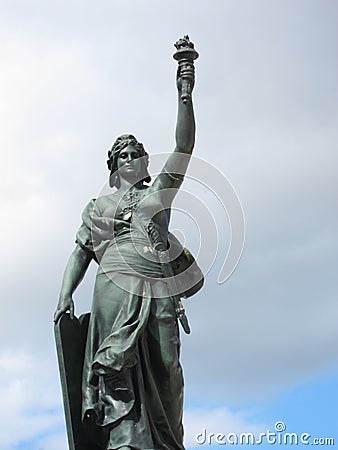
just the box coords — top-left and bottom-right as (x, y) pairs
(178, 59), (195, 103)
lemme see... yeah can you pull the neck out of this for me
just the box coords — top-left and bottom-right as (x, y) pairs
(118, 178), (143, 194)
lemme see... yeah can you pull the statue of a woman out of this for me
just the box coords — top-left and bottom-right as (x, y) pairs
(54, 39), (199, 450)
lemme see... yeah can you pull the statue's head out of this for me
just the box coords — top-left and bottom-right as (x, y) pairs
(107, 134), (151, 188)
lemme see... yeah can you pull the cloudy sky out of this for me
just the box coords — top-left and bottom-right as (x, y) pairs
(1, 0), (337, 449)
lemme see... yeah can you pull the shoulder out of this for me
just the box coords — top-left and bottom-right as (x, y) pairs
(92, 193), (124, 217)
(81, 198), (97, 218)
(86, 193), (120, 212)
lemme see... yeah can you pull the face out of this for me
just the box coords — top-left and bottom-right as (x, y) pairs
(116, 145), (143, 182)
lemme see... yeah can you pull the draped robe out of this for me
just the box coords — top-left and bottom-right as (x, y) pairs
(76, 169), (186, 450)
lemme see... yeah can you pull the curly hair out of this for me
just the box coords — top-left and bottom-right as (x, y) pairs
(107, 134), (151, 188)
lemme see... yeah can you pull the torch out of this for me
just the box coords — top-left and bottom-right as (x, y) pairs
(173, 35), (199, 103)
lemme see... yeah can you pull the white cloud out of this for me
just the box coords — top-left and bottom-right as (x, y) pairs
(33, 433), (68, 450)
(0, 350), (64, 449)
(184, 406), (267, 449)
(1, 1), (338, 448)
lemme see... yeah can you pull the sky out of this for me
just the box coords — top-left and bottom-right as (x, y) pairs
(0, 0), (337, 449)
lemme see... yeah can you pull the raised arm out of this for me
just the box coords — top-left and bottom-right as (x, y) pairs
(174, 65), (196, 155)
(153, 43), (197, 191)
(54, 244), (92, 323)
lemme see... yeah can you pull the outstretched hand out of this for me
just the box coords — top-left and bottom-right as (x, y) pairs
(177, 63), (195, 97)
(54, 294), (75, 323)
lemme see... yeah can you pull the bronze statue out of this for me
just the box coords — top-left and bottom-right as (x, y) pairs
(54, 36), (201, 450)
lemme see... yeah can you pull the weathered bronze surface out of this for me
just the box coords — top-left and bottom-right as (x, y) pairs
(54, 36), (201, 450)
